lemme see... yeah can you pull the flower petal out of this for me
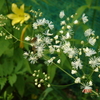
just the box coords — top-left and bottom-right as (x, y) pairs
(20, 4), (24, 13)
(12, 3), (20, 14)
(12, 17), (22, 25)
(7, 14), (18, 19)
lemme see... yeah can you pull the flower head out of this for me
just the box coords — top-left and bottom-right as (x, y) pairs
(7, 3), (30, 25)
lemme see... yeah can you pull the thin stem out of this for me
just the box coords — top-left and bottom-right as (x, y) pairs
(52, 83), (75, 88)
(2, 26), (30, 45)
(53, 62), (75, 80)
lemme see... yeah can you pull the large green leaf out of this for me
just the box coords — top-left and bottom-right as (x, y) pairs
(47, 64), (56, 83)
(14, 75), (25, 97)
(0, 77), (7, 89)
(8, 74), (17, 86)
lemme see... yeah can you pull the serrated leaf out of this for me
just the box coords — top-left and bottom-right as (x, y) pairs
(8, 74), (17, 86)
(0, 77), (7, 89)
(14, 75), (25, 97)
(47, 64), (56, 83)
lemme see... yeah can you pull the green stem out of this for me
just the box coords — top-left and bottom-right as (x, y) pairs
(2, 27), (30, 45)
(91, 0), (98, 29)
(53, 62), (75, 80)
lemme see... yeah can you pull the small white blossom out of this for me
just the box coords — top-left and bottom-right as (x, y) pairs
(83, 47), (96, 57)
(88, 37), (96, 46)
(71, 58), (83, 69)
(75, 77), (81, 83)
(71, 70), (77, 74)
(82, 13), (88, 24)
(54, 35), (58, 40)
(59, 10), (65, 18)
(73, 20), (78, 24)
(60, 20), (66, 25)
(89, 56), (100, 68)
(25, 36), (31, 41)
(38, 84), (41, 88)
(67, 25), (71, 29)
(47, 84), (51, 87)
(57, 59), (61, 64)
(84, 28), (94, 37)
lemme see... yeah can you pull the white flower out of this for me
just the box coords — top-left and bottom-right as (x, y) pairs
(43, 37), (52, 44)
(43, 30), (53, 36)
(88, 37), (96, 46)
(67, 25), (71, 29)
(71, 70), (77, 74)
(59, 10), (65, 18)
(82, 13), (88, 24)
(57, 59), (61, 64)
(94, 67), (99, 72)
(71, 58), (83, 69)
(65, 32), (71, 39)
(84, 28), (94, 37)
(60, 20), (66, 25)
(89, 56), (100, 68)
(49, 46), (55, 54)
(47, 84), (51, 87)
(75, 77), (81, 83)
(25, 36), (31, 41)
(82, 86), (92, 94)
(83, 47), (96, 57)
(54, 35), (58, 40)
(73, 20), (78, 24)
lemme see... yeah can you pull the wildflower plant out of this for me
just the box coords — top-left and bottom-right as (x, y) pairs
(0, 1), (100, 99)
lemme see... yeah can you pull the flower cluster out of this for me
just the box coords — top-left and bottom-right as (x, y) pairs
(4, 3), (100, 96)
(32, 70), (50, 88)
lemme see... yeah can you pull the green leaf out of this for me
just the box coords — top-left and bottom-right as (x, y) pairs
(47, 64), (56, 83)
(85, 0), (92, 6)
(0, 0), (5, 11)
(8, 74), (17, 86)
(59, 50), (71, 70)
(0, 65), (3, 77)
(23, 59), (32, 73)
(0, 77), (7, 89)
(72, 5), (87, 21)
(39, 88), (53, 100)
(0, 37), (10, 56)
(91, 6), (100, 11)
(14, 75), (25, 97)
